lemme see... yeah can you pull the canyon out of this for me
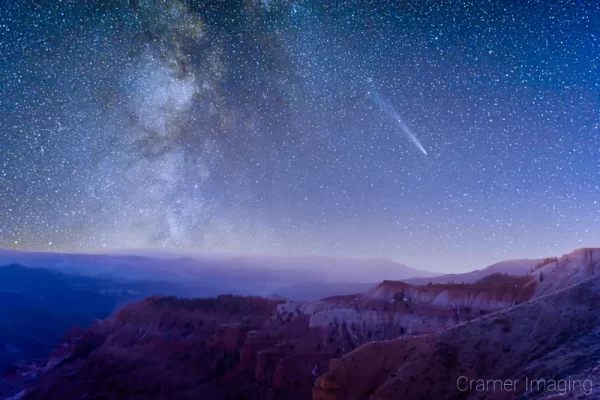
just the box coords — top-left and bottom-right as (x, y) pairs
(1, 248), (599, 400)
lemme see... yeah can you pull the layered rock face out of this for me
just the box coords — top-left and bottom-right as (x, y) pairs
(313, 275), (600, 400)
(283, 274), (535, 347)
(7, 296), (285, 400)
(313, 248), (600, 400)
(5, 249), (599, 400)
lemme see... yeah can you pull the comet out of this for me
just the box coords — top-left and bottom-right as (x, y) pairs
(369, 91), (427, 155)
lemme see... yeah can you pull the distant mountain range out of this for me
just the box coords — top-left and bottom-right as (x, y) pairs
(0, 249), (436, 298)
(405, 258), (542, 285)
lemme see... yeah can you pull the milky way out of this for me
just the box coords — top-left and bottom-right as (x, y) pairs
(1, 0), (599, 271)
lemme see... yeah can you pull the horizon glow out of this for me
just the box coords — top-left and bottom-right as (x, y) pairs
(1, 0), (599, 272)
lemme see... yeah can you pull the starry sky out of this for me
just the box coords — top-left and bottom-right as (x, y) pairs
(1, 0), (599, 272)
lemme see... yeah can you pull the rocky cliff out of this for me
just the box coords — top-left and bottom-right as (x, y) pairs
(313, 248), (600, 400)
(313, 274), (600, 400)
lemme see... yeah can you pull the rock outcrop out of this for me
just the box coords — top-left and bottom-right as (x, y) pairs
(532, 247), (600, 297)
(313, 274), (600, 400)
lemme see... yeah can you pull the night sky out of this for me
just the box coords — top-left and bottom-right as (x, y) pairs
(1, 0), (599, 272)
